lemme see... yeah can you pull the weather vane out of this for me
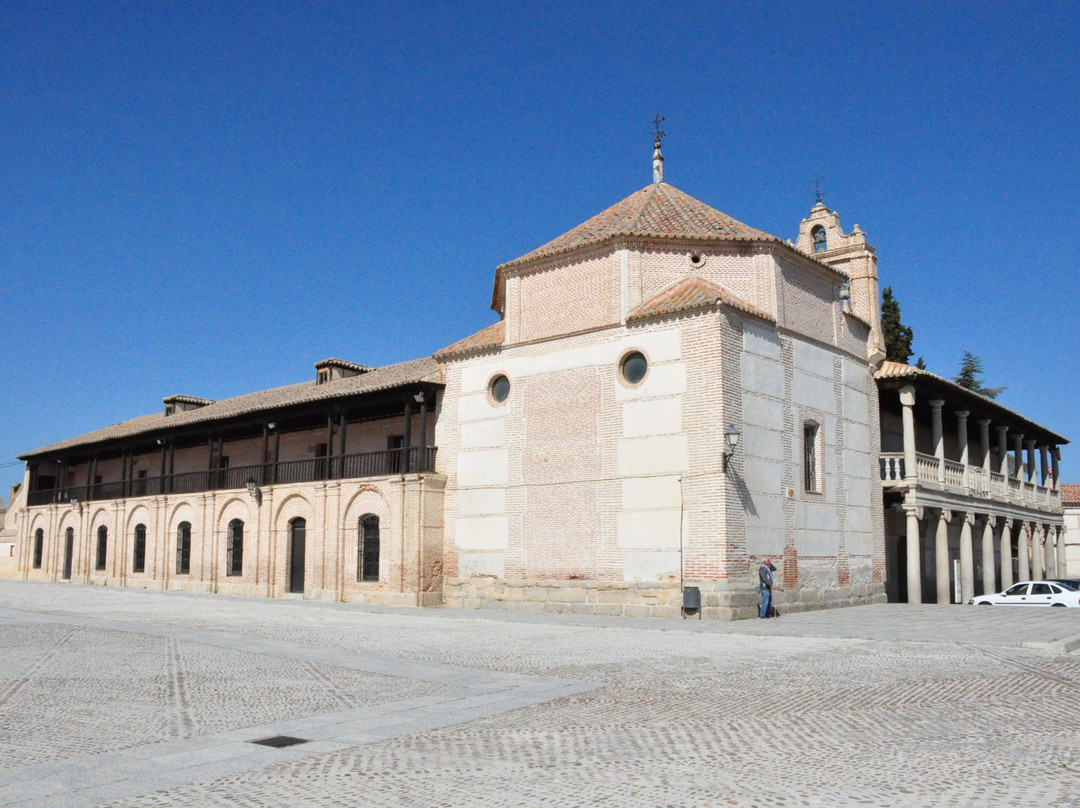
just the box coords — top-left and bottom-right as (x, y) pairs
(651, 111), (666, 145)
(810, 172), (827, 204)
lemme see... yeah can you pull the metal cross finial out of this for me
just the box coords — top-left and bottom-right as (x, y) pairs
(651, 112), (666, 146)
(810, 172), (827, 204)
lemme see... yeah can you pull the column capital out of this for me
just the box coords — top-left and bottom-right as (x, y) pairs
(928, 399), (945, 410)
(903, 504), (925, 520)
(986, 515), (998, 528)
(976, 418), (992, 427)
(995, 424), (1008, 435)
(1024, 438), (1036, 449)
(940, 509), (953, 523)
(964, 512), (976, 525)
(954, 410), (970, 419)
(899, 385), (916, 407)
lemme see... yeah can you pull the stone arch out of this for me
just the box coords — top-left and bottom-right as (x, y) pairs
(88, 507), (112, 535)
(216, 497), (253, 534)
(125, 505), (154, 536)
(341, 485), (391, 527)
(274, 492), (315, 531)
(166, 502), (198, 534)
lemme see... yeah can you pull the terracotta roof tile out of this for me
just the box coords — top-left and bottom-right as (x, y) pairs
(875, 361), (1068, 444)
(626, 276), (774, 323)
(499, 182), (779, 270)
(434, 320), (505, 359)
(21, 357), (442, 459)
(1061, 483), (1080, 506)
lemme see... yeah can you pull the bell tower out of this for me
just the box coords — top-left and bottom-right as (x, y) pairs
(796, 199), (884, 363)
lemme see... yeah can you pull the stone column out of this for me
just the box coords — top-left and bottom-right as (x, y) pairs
(956, 411), (970, 488)
(900, 386), (917, 482)
(1039, 446), (1050, 488)
(1000, 519), (1013, 589)
(978, 420), (992, 472)
(904, 502), (922, 604)
(1057, 526), (1067, 576)
(936, 509), (952, 604)
(930, 400), (945, 483)
(1044, 525), (1056, 578)
(1052, 447), (1061, 490)
(1031, 525), (1044, 580)
(959, 512), (975, 603)
(1013, 434), (1025, 482)
(981, 516), (996, 596)
(1025, 440), (1037, 488)
(996, 426), (1009, 476)
(1018, 524), (1031, 582)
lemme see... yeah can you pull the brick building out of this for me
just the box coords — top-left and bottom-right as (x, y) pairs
(10, 141), (1063, 616)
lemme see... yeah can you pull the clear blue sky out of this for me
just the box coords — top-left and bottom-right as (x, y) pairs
(2, 1), (1078, 495)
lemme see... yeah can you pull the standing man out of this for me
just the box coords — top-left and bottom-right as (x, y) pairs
(759, 556), (775, 618)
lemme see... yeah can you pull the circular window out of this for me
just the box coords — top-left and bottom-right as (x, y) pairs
(489, 374), (510, 404)
(620, 351), (648, 385)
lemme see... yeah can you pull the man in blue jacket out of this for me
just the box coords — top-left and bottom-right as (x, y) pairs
(759, 557), (775, 618)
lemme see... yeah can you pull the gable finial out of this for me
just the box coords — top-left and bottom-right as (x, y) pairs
(651, 112), (666, 183)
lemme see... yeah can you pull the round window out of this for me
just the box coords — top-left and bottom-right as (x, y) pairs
(620, 351), (648, 385)
(489, 374), (510, 404)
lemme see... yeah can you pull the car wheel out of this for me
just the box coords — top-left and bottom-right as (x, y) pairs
(978, 602), (992, 606)
(1051, 603), (1066, 607)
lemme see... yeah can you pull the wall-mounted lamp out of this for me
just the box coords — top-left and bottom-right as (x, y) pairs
(413, 390), (425, 404)
(69, 497), (81, 512)
(156, 438), (163, 445)
(267, 422), (276, 430)
(246, 477), (262, 505)
(722, 425), (742, 472)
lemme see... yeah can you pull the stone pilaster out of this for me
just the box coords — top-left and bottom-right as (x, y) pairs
(904, 500), (922, 604)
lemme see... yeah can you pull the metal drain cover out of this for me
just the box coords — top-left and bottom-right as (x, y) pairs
(249, 735), (309, 748)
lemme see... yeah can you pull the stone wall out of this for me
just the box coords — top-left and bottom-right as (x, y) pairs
(444, 576), (887, 619)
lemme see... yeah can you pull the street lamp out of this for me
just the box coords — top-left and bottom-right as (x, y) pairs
(722, 425), (741, 472)
(246, 477), (261, 505)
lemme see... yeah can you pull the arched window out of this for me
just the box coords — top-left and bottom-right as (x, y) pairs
(812, 225), (827, 253)
(358, 514), (380, 582)
(226, 519), (244, 577)
(176, 522), (191, 575)
(95, 526), (108, 571)
(62, 527), (74, 580)
(133, 524), (146, 573)
(32, 529), (43, 569)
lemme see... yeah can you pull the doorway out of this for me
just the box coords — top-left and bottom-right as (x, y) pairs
(288, 518), (306, 594)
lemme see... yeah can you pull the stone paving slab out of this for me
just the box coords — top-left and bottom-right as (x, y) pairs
(2, 580), (1080, 807)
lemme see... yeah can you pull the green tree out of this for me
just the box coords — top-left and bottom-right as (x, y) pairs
(881, 287), (916, 364)
(953, 351), (1006, 399)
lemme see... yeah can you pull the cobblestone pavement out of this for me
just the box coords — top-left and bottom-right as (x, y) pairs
(2, 581), (1080, 807)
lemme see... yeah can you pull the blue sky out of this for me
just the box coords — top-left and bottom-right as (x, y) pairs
(1, 1), (1077, 495)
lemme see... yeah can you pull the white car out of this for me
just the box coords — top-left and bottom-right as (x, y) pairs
(971, 580), (1080, 608)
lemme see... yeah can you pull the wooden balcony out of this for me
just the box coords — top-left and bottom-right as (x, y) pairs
(27, 446), (437, 507)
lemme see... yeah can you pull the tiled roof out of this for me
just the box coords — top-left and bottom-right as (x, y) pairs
(434, 320), (505, 359)
(875, 361), (1068, 444)
(1061, 483), (1080, 507)
(21, 357), (442, 459)
(499, 182), (779, 270)
(626, 276), (774, 323)
(315, 357), (374, 373)
(162, 395), (215, 406)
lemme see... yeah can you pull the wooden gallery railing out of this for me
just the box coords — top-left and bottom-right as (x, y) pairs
(28, 446), (438, 506)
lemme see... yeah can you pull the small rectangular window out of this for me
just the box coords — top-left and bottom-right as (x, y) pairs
(803, 422), (820, 493)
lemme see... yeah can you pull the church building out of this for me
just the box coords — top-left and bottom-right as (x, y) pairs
(11, 138), (1062, 617)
